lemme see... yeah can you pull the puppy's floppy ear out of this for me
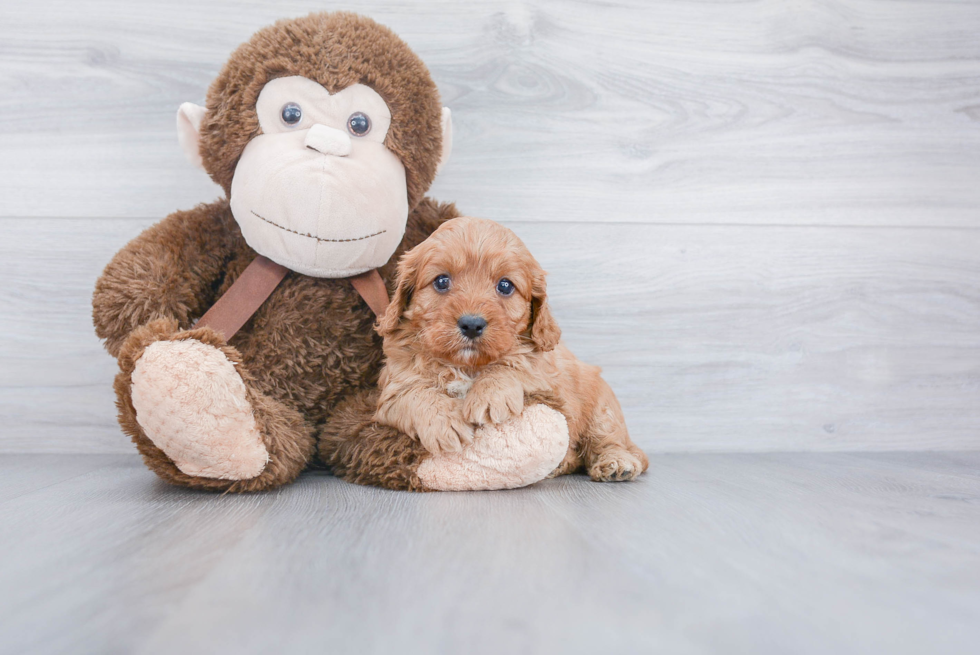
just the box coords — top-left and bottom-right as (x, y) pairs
(526, 266), (561, 352)
(376, 247), (422, 337)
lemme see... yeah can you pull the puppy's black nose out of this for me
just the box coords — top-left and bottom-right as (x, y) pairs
(457, 315), (487, 340)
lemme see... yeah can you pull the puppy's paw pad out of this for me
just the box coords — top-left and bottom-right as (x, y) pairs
(588, 450), (645, 482)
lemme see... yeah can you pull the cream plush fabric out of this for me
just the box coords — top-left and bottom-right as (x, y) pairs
(229, 77), (409, 278)
(177, 76), (453, 279)
(418, 405), (570, 491)
(131, 340), (269, 480)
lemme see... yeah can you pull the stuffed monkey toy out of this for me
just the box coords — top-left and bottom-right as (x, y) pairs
(92, 12), (569, 492)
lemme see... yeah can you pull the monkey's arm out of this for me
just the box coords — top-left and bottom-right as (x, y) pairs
(93, 200), (238, 357)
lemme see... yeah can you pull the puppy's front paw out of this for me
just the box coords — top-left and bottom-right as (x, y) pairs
(463, 380), (525, 426)
(587, 448), (645, 482)
(416, 411), (475, 455)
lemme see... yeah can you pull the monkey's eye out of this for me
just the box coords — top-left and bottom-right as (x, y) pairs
(496, 278), (515, 296)
(280, 102), (303, 127)
(347, 112), (371, 136)
(433, 274), (451, 293)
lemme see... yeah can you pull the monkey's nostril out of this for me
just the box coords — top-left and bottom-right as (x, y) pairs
(457, 315), (487, 340)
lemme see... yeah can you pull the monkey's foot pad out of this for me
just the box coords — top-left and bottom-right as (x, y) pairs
(131, 339), (269, 480)
(417, 404), (569, 491)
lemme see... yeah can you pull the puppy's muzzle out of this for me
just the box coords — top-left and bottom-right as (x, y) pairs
(457, 314), (487, 340)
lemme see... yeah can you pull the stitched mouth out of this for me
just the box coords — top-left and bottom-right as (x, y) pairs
(250, 210), (386, 243)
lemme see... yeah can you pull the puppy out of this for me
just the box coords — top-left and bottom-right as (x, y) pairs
(374, 217), (648, 482)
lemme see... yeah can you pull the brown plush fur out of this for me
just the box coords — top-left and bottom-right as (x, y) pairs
(92, 12), (457, 491)
(317, 390), (432, 492)
(114, 318), (315, 491)
(374, 217), (649, 482)
(96, 197), (458, 491)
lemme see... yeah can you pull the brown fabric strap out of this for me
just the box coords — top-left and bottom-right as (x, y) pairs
(196, 255), (290, 340)
(349, 268), (390, 317)
(196, 256), (390, 341)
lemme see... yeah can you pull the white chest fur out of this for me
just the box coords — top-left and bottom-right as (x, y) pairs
(444, 368), (476, 399)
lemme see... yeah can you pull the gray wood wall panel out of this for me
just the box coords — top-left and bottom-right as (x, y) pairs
(2, 0), (979, 225)
(2, 218), (978, 453)
(1, 0), (979, 453)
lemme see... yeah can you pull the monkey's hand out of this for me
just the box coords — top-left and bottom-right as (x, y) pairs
(463, 372), (525, 427)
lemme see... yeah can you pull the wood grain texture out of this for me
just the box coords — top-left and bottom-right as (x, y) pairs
(1, 1), (979, 454)
(1, 452), (978, 654)
(0, 0), (978, 224)
(2, 218), (979, 453)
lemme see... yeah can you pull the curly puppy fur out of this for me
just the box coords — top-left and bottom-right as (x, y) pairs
(374, 217), (649, 482)
(92, 12), (456, 491)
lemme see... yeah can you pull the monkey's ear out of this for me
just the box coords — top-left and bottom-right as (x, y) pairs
(176, 102), (207, 170)
(435, 107), (453, 175)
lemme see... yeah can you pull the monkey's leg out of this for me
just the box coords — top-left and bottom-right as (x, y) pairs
(116, 319), (315, 492)
(319, 390), (570, 492)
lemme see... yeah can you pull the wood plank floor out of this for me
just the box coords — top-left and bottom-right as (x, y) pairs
(2, 452), (978, 654)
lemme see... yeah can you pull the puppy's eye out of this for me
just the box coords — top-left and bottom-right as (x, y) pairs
(433, 274), (451, 293)
(347, 112), (371, 136)
(280, 102), (303, 127)
(496, 278), (515, 296)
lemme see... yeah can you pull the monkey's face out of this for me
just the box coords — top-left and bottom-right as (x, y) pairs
(178, 14), (453, 277)
(229, 76), (409, 277)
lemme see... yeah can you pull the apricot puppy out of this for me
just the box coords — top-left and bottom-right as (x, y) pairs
(373, 217), (648, 482)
